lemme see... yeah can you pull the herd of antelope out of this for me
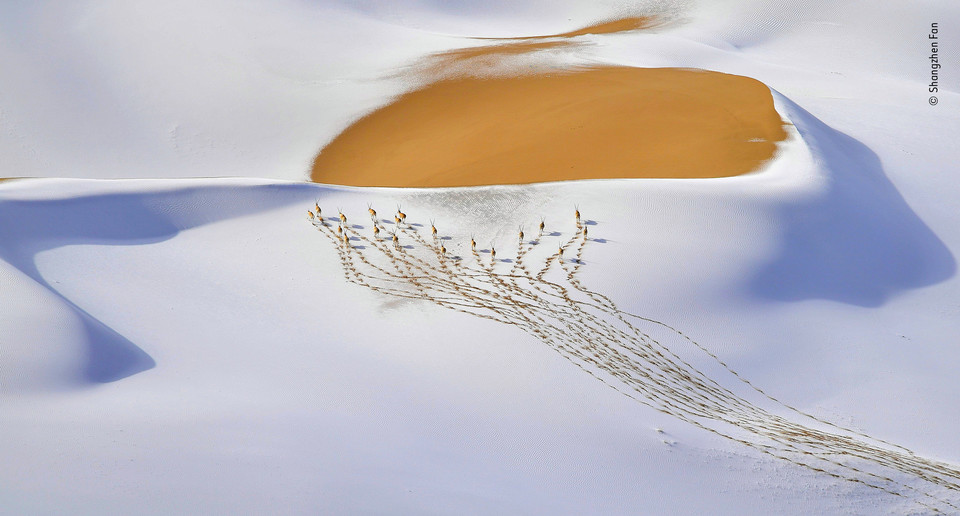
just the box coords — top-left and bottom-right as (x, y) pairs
(303, 199), (960, 512)
(306, 201), (591, 263)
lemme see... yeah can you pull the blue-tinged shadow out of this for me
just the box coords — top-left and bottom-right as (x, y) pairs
(749, 95), (955, 307)
(0, 182), (319, 384)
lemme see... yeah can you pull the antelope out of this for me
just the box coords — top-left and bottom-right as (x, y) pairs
(373, 225), (380, 239)
(430, 219), (438, 237)
(396, 204), (406, 224)
(337, 208), (347, 224)
(440, 243), (447, 256)
(470, 235), (477, 252)
(315, 202), (321, 215)
(367, 203), (377, 221)
(342, 233), (350, 246)
(392, 232), (399, 247)
(575, 205), (581, 224)
(582, 226), (588, 238)
(307, 210), (315, 220)
(336, 225), (343, 235)
(490, 246), (496, 261)
(394, 214), (401, 225)
(558, 246), (565, 257)
(538, 217), (545, 236)
(518, 226), (524, 242)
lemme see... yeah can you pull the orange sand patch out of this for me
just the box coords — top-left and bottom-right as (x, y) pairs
(422, 16), (657, 73)
(419, 39), (579, 81)
(311, 66), (787, 187)
(483, 16), (658, 40)
(434, 40), (573, 63)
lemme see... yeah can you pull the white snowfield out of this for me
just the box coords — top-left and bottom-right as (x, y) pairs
(2, 1), (959, 514)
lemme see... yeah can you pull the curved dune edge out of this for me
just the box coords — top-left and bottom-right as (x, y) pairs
(480, 16), (658, 40)
(432, 39), (574, 64)
(311, 66), (788, 187)
(425, 16), (659, 74)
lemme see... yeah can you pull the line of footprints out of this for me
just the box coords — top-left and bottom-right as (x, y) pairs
(304, 200), (960, 513)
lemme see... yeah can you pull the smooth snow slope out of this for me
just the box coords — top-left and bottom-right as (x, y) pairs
(2, 0), (960, 514)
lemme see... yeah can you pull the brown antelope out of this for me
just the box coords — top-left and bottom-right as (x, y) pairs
(538, 217), (545, 236)
(338, 208), (347, 224)
(337, 225), (343, 235)
(430, 219), (438, 237)
(575, 205), (581, 224)
(490, 246), (496, 261)
(367, 203), (377, 221)
(342, 233), (350, 246)
(558, 245), (565, 257)
(392, 232), (399, 247)
(582, 226), (588, 237)
(470, 236), (477, 252)
(518, 226), (524, 242)
(373, 225), (380, 238)
(440, 243), (446, 256)
(394, 214), (401, 225)
(307, 210), (315, 220)
(315, 202), (321, 215)
(396, 205), (406, 224)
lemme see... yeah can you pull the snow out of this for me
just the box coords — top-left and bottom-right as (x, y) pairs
(2, 0), (959, 514)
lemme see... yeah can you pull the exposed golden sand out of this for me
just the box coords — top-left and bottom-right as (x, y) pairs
(311, 66), (787, 187)
(422, 17), (658, 74)
(417, 39), (580, 83)
(482, 16), (658, 40)
(433, 39), (573, 63)
(311, 16), (785, 187)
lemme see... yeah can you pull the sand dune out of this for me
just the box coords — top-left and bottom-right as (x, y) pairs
(311, 66), (787, 187)
(312, 15), (786, 187)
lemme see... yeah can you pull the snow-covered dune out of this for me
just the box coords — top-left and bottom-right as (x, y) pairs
(2, 0), (959, 514)
(0, 179), (311, 391)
